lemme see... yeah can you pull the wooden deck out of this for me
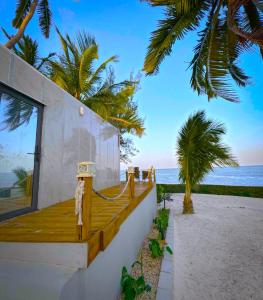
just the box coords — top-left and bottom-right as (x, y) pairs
(0, 182), (154, 264)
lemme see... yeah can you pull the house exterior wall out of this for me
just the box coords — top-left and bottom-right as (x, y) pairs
(0, 45), (120, 209)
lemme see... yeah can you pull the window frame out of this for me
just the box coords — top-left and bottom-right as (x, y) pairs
(0, 82), (44, 221)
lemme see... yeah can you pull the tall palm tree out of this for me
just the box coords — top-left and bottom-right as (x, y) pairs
(176, 110), (238, 214)
(143, 0), (263, 102)
(47, 29), (145, 161)
(5, 0), (51, 49)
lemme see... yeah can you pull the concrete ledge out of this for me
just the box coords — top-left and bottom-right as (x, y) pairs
(0, 242), (87, 269)
(156, 208), (174, 300)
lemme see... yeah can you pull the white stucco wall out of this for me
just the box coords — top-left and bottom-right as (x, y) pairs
(0, 45), (120, 209)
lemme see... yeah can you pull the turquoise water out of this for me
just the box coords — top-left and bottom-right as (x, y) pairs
(121, 165), (263, 186)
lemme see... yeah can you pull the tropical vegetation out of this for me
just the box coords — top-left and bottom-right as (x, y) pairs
(176, 110), (238, 214)
(144, 0), (263, 102)
(46, 29), (144, 162)
(121, 259), (151, 300)
(153, 207), (170, 239)
(148, 238), (173, 258)
(5, 0), (52, 49)
(2, 29), (55, 72)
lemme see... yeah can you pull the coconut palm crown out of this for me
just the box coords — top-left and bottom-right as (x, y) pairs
(47, 29), (145, 162)
(176, 110), (238, 214)
(143, 0), (263, 102)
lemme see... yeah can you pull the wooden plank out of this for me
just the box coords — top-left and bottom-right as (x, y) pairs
(87, 230), (102, 265)
(101, 218), (119, 250)
(0, 182), (153, 250)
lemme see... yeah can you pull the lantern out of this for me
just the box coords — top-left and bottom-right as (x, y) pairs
(77, 161), (96, 178)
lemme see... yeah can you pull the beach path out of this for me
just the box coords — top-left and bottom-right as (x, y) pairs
(171, 194), (263, 300)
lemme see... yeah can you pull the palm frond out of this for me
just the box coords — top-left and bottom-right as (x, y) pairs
(79, 44), (98, 90)
(144, 2), (206, 74)
(177, 110), (238, 186)
(12, 0), (32, 28)
(37, 0), (52, 38)
(77, 31), (96, 53)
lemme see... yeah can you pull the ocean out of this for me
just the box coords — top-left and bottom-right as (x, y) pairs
(120, 165), (263, 186)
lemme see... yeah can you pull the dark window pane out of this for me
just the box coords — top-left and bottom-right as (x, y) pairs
(0, 92), (38, 215)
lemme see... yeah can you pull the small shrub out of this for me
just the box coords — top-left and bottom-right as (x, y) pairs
(121, 267), (151, 300)
(121, 259), (151, 300)
(154, 208), (169, 240)
(149, 238), (173, 258)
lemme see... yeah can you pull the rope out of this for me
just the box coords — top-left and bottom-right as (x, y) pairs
(75, 180), (85, 225)
(92, 175), (131, 201)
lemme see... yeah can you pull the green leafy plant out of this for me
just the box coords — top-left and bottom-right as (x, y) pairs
(121, 262), (151, 300)
(149, 238), (173, 258)
(154, 208), (169, 240)
(157, 184), (165, 204)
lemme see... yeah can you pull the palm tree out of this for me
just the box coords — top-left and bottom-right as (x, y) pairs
(5, 0), (51, 49)
(47, 29), (145, 161)
(143, 0), (263, 102)
(2, 29), (55, 71)
(176, 110), (238, 214)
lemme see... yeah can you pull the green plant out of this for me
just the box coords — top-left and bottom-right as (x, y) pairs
(5, 0), (52, 49)
(157, 184), (263, 199)
(121, 260), (151, 300)
(149, 238), (173, 258)
(143, 0), (263, 102)
(177, 110), (238, 214)
(47, 29), (145, 162)
(154, 208), (169, 240)
(157, 184), (165, 204)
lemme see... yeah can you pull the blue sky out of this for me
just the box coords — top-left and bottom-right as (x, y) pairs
(1, 0), (262, 169)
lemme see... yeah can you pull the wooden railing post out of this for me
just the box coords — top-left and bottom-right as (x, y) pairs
(76, 162), (96, 241)
(153, 168), (156, 182)
(148, 167), (153, 187)
(81, 176), (92, 240)
(128, 167), (135, 200)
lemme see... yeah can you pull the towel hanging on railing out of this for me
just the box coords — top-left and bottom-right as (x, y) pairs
(75, 180), (85, 225)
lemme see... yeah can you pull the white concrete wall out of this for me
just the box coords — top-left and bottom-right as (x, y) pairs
(0, 45), (120, 209)
(60, 186), (157, 300)
(0, 242), (87, 269)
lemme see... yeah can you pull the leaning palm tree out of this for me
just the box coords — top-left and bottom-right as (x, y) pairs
(5, 0), (52, 49)
(143, 0), (263, 102)
(47, 29), (145, 161)
(176, 110), (238, 214)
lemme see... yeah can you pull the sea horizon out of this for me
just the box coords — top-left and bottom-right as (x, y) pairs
(120, 165), (263, 186)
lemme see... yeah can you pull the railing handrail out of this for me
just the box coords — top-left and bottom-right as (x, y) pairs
(92, 175), (131, 201)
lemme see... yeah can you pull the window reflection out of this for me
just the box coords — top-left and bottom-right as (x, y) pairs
(0, 91), (38, 216)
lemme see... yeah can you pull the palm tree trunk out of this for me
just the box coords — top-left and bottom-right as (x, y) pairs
(5, 0), (38, 49)
(228, 0), (263, 48)
(183, 158), (194, 214)
(183, 178), (194, 214)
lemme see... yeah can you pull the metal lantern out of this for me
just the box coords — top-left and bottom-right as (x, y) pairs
(77, 161), (96, 178)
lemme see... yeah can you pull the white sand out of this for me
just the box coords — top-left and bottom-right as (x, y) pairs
(171, 194), (263, 300)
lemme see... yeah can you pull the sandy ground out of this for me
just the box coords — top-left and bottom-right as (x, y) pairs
(171, 193), (263, 300)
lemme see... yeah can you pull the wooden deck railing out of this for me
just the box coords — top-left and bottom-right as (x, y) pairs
(76, 165), (156, 242)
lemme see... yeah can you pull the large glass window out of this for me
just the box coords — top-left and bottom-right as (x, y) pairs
(0, 84), (43, 220)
